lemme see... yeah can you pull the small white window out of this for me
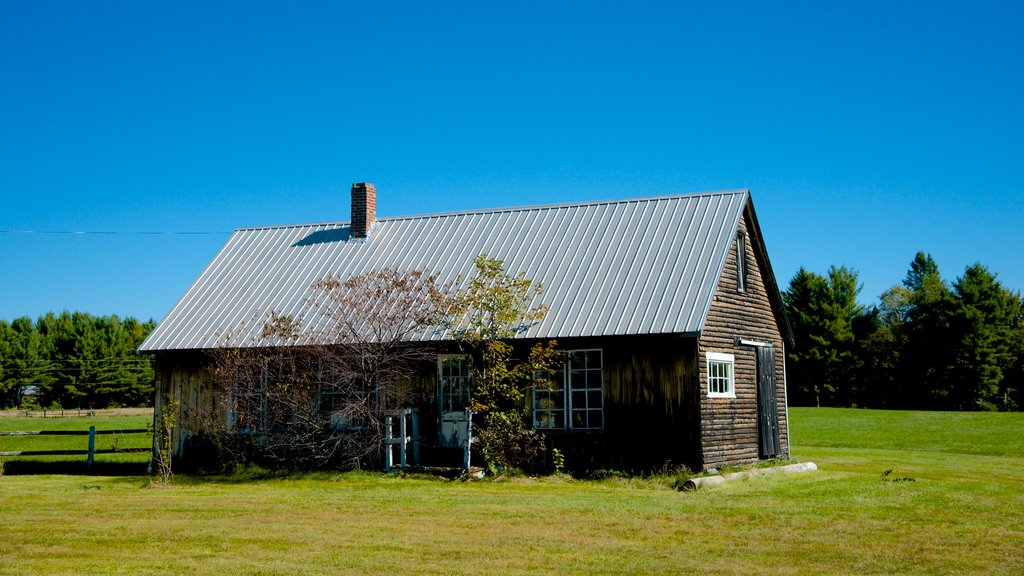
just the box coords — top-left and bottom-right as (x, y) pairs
(707, 352), (736, 398)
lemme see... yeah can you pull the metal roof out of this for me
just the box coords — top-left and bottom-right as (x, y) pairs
(140, 189), (751, 351)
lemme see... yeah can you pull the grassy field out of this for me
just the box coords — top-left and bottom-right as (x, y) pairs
(0, 407), (1022, 575)
(0, 413), (151, 474)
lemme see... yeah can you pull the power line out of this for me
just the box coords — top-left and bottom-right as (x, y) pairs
(1, 229), (228, 235)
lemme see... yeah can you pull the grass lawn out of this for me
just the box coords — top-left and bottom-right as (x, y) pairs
(1, 408), (1022, 575)
(0, 413), (151, 474)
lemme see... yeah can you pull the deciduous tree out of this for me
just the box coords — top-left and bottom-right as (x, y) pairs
(451, 254), (559, 473)
(198, 268), (458, 470)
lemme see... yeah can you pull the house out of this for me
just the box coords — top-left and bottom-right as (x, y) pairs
(139, 183), (793, 472)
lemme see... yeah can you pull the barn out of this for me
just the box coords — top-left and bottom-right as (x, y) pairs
(139, 183), (793, 472)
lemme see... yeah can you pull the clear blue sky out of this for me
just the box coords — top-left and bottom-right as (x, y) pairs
(1, 1), (1021, 323)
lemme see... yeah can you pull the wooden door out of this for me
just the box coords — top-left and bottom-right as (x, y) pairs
(756, 346), (781, 458)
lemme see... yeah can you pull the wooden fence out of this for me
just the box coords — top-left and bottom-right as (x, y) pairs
(0, 427), (151, 466)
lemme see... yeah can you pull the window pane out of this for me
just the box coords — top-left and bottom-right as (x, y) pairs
(570, 370), (585, 389)
(572, 410), (585, 428)
(708, 357), (734, 396)
(572, 390), (586, 410)
(537, 349), (605, 431)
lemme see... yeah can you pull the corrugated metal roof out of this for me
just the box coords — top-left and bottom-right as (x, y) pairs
(139, 189), (750, 351)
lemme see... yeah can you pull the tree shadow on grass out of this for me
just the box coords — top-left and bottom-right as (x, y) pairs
(2, 459), (149, 476)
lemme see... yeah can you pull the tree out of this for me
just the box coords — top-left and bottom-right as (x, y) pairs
(9, 317), (54, 409)
(0, 312), (156, 410)
(900, 253), (957, 408)
(0, 321), (12, 407)
(853, 285), (911, 408)
(198, 268), (458, 471)
(1005, 303), (1024, 411)
(782, 266), (866, 407)
(946, 264), (1019, 410)
(451, 254), (559, 473)
(904, 251), (940, 293)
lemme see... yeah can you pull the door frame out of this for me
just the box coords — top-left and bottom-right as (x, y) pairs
(739, 339), (781, 458)
(437, 354), (472, 449)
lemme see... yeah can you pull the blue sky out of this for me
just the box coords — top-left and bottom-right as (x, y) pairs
(1, 1), (1021, 323)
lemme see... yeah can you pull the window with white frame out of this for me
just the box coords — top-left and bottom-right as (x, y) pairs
(533, 349), (604, 431)
(706, 352), (736, 398)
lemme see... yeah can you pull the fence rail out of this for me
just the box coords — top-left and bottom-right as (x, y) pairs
(0, 427), (151, 465)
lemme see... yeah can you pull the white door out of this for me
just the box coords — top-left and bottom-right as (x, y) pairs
(437, 355), (472, 449)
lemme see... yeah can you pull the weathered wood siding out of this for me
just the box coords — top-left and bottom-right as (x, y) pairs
(519, 336), (701, 472)
(151, 351), (215, 462)
(699, 205), (790, 468)
(152, 337), (703, 472)
(399, 337), (702, 472)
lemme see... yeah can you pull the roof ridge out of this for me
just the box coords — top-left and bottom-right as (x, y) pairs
(232, 189), (749, 232)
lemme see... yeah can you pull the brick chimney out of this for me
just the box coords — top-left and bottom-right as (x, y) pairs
(350, 182), (376, 239)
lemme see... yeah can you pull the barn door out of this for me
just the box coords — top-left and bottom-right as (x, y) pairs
(756, 346), (781, 458)
(437, 355), (472, 449)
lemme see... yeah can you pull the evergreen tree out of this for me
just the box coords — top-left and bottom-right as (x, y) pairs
(0, 320), (12, 407)
(854, 285), (911, 408)
(900, 253), (956, 408)
(1005, 302), (1024, 411)
(947, 265), (1019, 410)
(783, 266), (866, 407)
(0, 312), (156, 409)
(9, 317), (55, 408)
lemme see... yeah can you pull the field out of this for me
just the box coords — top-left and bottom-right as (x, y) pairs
(1, 407), (1022, 575)
(0, 412), (151, 475)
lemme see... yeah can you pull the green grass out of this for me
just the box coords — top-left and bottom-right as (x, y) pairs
(0, 408), (1022, 575)
(0, 414), (152, 474)
(789, 406), (1024, 457)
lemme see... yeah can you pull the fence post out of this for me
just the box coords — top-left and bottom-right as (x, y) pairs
(87, 426), (96, 467)
(384, 414), (394, 472)
(399, 410), (408, 469)
(410, 408), (420, 464)
(463, 409), (473, 473)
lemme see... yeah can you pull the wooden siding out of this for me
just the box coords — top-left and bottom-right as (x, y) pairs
(153, 337), (703, 472)
(699, 204), (790, 468)
(534, 336), (701, 472)
(152, 351), (215, 463)
(393, 337), (703, 472)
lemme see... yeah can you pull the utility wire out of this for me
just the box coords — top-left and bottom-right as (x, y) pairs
(1, 229), (228, 235)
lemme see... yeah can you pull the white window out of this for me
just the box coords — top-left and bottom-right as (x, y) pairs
(707, 352), (735, 398)
(533, 349), (604, 431)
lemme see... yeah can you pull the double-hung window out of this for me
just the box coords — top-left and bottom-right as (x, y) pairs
(533, 349), (604, 431)
(707, 352), (736, 398)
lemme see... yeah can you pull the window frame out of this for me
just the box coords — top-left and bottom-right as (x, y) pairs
(437, 354), (473, 414)
(706, 352), (736, 399)
(319, 376), (378, 432)
(532, 348), (604, 432)
(736, 232), (748, 293)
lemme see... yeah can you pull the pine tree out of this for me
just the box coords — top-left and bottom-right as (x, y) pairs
(782, 266), (865, 407)
(900, 253), (956, 408)
(947, 264), (1018, 410)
